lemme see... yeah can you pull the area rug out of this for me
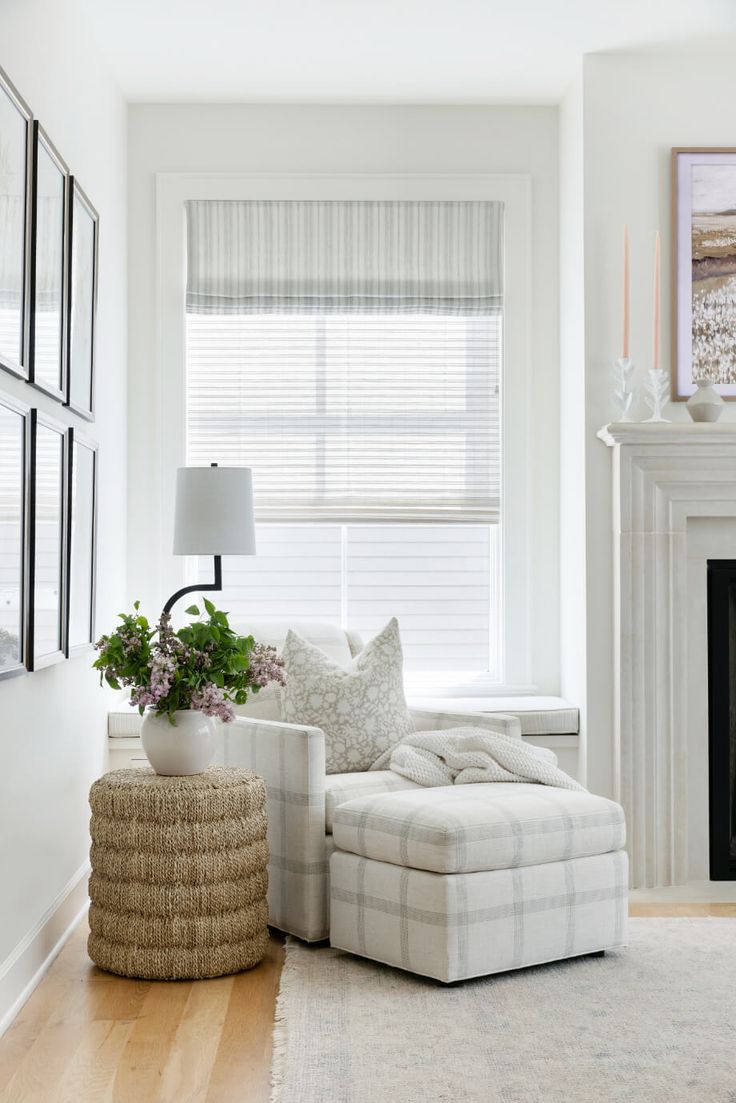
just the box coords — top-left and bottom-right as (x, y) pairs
(270, 919), (736, 1103)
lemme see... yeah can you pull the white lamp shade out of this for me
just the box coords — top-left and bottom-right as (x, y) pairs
(173, 466), (256, 555)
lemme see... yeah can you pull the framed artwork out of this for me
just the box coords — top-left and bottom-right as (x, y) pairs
(0, 392), (29, 678)
(66, 428), (97, 656)
(66, 180), (98, 420)
(29, 123), (69, 403)
(0, 67), (32, 380)
(28, 408), (68, 670)
(673, 148), (736, 399)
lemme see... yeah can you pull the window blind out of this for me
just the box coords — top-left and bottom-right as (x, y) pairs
(186, 311), (501, 523)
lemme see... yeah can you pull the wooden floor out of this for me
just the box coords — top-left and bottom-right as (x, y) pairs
(1, 905), (734, 1102)
(0, 924), (284, 1103)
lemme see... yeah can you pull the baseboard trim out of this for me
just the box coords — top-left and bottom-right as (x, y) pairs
(0, 859), (90, 1038)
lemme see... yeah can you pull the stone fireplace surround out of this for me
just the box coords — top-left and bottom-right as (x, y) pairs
(599, 422), (736, 889)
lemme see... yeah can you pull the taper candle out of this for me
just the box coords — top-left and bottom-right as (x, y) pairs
(623, 225), (630, 358)
(653, 231), (661, 370)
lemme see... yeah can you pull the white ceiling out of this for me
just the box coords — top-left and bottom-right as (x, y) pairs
(77, 0), (736, 104)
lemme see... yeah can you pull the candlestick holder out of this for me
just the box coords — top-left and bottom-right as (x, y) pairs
(612, 357), (635, 421)
(643, 368), (670, 423)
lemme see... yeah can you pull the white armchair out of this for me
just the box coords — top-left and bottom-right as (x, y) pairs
(223, 621), (522, 941)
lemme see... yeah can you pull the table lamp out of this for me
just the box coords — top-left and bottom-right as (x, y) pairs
(163, 464), (256, 615)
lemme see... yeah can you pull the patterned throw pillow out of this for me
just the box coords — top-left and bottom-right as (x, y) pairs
(281, 618), (414, 773)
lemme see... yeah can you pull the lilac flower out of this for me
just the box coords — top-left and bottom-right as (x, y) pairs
(156, 611), (176, 653)
(190, 682), (236, 723)
(130, 653), (176, 710)
(151, 653), (176, 693)
(130, 686), (158, 709)
(247, 643), (287, 690)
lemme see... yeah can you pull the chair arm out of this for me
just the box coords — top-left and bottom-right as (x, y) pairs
(409, 707), (523, 741)
(222, 717), (330, 941)
(224, 716), (326, 794)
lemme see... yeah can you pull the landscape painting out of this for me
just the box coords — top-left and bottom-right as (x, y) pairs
(673, 149), (736, 399)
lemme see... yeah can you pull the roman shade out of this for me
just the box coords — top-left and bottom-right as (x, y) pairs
(185, 199), (503, 315)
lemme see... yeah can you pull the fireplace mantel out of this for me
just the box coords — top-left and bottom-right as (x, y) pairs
(598, 421), (736, 447)
(598, 420), (736, 888)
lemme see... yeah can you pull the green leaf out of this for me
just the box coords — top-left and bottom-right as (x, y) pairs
(203, 596), (216, 616)
(185, 604), (200, 616)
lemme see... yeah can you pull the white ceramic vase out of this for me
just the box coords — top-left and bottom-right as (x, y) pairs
(141, 709), (219, 775)
(687, 378), (725, 423)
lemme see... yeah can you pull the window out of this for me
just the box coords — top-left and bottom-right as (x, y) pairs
(183, 198), (505, 687)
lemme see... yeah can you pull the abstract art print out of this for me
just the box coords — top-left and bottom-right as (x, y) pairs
(66, 428), (96, 655)
(0, 392), (29, 678)
(28, 408), (68, 670)
(673, 148), (736, 399)
(0, 68), (32, 380)
(29, 124), (69, 403)
(66, 180), (98, 419)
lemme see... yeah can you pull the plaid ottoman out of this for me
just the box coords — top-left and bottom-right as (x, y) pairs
(329, 782), (628, 983)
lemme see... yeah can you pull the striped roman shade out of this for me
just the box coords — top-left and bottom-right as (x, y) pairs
(185, 200), (503, 315)
(185, 199), (502, 525)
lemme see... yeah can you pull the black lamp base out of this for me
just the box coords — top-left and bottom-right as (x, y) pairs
(163, 555), (222, 616)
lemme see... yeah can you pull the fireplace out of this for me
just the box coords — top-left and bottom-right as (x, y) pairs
(707, 560), (736, 880)
(599, 422), (736, 887)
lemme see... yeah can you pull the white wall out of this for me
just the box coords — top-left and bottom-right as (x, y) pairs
(127, 104), (560, 692)
(569, 53), (736, 798)
(558, 72), (587, 782)
(0, 0), (127, 1028)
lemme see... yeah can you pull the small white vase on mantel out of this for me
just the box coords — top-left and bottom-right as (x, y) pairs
(687, 378), (725, 423)
(141, 709), (219, 775)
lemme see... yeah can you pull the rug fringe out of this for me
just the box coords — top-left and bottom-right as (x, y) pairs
(269, 936), (292, 1103)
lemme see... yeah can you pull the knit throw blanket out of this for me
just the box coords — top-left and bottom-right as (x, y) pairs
(374, 727), (585, 791)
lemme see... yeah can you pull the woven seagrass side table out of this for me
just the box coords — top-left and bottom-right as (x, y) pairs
(88, 766), (269, 980)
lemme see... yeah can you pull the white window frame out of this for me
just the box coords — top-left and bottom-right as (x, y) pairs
(155, 173), (533, 693)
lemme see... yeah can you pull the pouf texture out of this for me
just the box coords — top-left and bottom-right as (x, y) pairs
(88, 766), (269, 980)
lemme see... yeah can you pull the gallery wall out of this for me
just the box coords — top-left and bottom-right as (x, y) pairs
(0, 0), (127, 1030)
(126, 103), (562, 695)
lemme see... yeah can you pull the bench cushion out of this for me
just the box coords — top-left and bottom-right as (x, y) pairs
(332, 783), (625, 874)
(325, 771), (421, 833)
(408, 696), (579, 736)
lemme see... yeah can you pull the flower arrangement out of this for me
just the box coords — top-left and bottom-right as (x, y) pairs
(94, 598), (286, 724)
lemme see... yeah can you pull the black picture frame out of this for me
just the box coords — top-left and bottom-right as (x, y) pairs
(65, 180), (98, 421)
(0, 391), (30, 679)
(0, 67), (33, 381)
(28, 123), (69, 404)
(65, 427), (97, 657)
(27, 407), (68, 671)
